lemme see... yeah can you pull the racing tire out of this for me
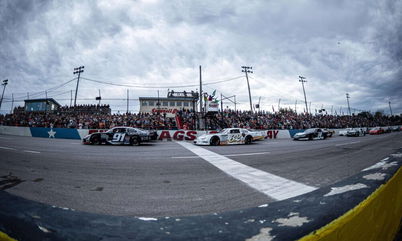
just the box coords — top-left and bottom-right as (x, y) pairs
(130, 136), (141, 146)
(210, 136), (220, 146)
(91, 135), (101, 145)
(245, 136), (252, 145)
(308, 134), (313, 140)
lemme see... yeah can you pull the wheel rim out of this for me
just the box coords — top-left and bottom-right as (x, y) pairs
(92, 136), (100, 145)
(132, 137), (139, 146)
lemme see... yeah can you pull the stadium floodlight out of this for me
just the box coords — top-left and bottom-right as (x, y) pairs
(73, 66), (85, 107)
(346, 93), (351, 115)
(299, 76), (308, 114)
(241, 66), (253, 112)
(0, 79), (9, 111)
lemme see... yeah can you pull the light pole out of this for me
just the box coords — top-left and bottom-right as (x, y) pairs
(0, 79), (9, 111)
(346, 93), (351, 115)
(389, 101), (393, 116)
(241, 66), (253, 112)
(299, 76), (308, 114)
(73, 66), (84, 107)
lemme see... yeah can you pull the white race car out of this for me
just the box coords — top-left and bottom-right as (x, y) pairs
(247, 129), (266, 141)
(339, 128), (354, 136)
(194, 128), (257, 146)
(346, 128), (366, 137)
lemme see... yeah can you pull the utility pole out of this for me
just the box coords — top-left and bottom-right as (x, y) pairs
(309, 102), (312, 115)
(0, 79), (8, 111)
(346, 93), (351, 115)
(294, 100), (297, 113)
(27, 92), (29, 100)
(10, 93), (14, 114)
(241, 66), (253, 112)
(221, 94), (236, 111)
(299, 76), (308, 114)
(73, 66), (84, 107)
(331, 105), (333, 115)
(199, 65), (202, 113)
(234, 95), (237, 112)
(389, 101), (393, 116)
(126, 89), (129, 114)
(98, 89), (101, 105)
(70, 90), (73, 107)
(278, 98), (281, 111)
(220, 93), (223, 112)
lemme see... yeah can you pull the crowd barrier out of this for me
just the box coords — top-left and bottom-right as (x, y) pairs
(0, 150), (401, 240)
(0, 126), (324, 140)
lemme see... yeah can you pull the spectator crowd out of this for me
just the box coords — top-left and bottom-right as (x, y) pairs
(0, 105), (176, 130)
(179, 109), (402, 130)
(0, 105), (401, 130)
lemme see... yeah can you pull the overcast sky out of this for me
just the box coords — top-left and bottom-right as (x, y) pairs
(0, 0), (401, 115)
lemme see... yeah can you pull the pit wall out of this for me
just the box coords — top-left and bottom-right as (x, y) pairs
(0, 126), (314, 140)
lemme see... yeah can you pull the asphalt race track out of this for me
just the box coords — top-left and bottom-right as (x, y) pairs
(0, 132), (401, 217)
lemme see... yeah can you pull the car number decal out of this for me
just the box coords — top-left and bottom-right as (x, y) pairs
(112, 133), (126, 142)
(228, 134), (242, 143)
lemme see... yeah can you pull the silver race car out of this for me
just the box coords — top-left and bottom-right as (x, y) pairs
(194, 128), (257, 146)
(293, 128), (330, 141)
(346, 128), (366, 137)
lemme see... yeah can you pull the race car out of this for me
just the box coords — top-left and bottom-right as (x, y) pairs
(194, 128), (257, 146)
(339, 128), (354, 136)
(346, 128), (366, 137)
(293, 128), (330, 141)
(247, 129), (266, 141)
(369, 127), (384, 135)
(323, 128), (335, 138)
(82, 127), (155, 145)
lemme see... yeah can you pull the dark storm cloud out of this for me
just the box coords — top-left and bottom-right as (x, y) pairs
(0, 0), (401, 114)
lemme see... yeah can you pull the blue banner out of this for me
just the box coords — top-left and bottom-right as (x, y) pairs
(29, 127), (81, 139)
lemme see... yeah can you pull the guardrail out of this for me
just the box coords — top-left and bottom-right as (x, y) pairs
(1, 150), (401, 240)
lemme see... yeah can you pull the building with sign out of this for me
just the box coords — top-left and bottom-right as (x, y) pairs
(24, 98), (61, 112)
(139, 91), (199, 117)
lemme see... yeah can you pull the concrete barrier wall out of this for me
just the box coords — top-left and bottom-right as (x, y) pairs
(0, 126), (373, 141)
(0, 126), (300, 140)
(0, 126), (31, 137)
(0, 150), (401, 240)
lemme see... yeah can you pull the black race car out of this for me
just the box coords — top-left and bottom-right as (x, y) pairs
(83, 127), (156, 145)
(293, 128), (330, 140)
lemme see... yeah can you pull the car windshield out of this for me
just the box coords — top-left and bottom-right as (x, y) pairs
(305, 128), (316, 133)
(219, 129), (229, 134)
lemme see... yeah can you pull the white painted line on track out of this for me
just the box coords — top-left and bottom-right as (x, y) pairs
(177, 142), (317, 200)
(0, 146), (16, 151)
(23, 150), (41, 154)
(171, 152), (271, 159)
(335, 141), (361, 147)
(262, 142), (279, 144)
